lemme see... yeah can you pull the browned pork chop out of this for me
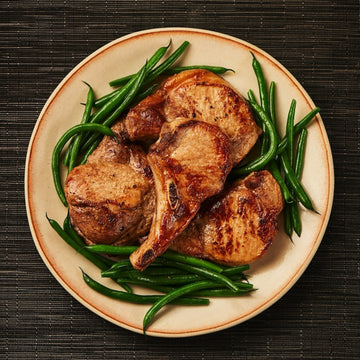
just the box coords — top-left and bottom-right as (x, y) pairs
(170, 170), (284, 266)
(123, 69), (261, 164)
(64, 122), (155, 246)
(130, 119), (232, 271)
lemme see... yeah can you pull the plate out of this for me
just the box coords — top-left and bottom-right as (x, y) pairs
(25, 28), (334, 337)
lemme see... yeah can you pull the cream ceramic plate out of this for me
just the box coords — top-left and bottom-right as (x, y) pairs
(25, 28), (334, 337)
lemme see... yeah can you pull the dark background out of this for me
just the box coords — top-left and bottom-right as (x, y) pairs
(1, 1), (359, 359)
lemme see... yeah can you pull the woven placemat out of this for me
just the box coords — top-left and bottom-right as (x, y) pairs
(1, 1), (359, 359)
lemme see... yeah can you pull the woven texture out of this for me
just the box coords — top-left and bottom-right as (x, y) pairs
(1, 1), (359, 359)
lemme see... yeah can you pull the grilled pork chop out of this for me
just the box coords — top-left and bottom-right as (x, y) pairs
(64, 121), (155, 246)
(130, 119), (232, 271)
(170, 170), (283, 266)
(123, 69), (261, 165)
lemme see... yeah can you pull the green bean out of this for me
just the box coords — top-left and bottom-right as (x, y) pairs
(86, 244), (138, 256)
(81, 270), (209, 306)
(161, 250), (224, 273)
(247, 89), (257, 104)
(101, 259), (133, 273)
(283, 99), (299, 236)
(286, 99), (296, 164)
(279, 151), (315, 211)
(123, 267), (186, 277)
(248, 88), (268, 155)
(276, 107), (320, 155)
(46, 215), (110, 271)
(251, 52), (269, 115)
(231, 101), (278, 175)
(115, 281), (133, 294)
(106, 74), (134, 90)
(204, 280), (254, 290)
(294, 128), (307, 179)
(143, 280), (214, 332)
(268, 160), (294, 203)
(221, 264), (250, 276)
(63, 139), (74, 167)
(290, 201), (302, 236)
(62, 214), (85, 248)
(164, 65), (234, 75)
(283, 205), (293, 242)
(89, 78), (136, 125)
(68, 82), (94, 171)
(268, 81), (276, 124)
(260, 129), (269, 156)
(113, 273), (202, 286)
(51, 123), (115, 206)
(188, 288), (254, 297)
(289, 128), (308, 236)
(251, 52), (270, 155)
(79, 63), (148, 163)
(156, 258), (239, 291)
(247, 89), (263, 129)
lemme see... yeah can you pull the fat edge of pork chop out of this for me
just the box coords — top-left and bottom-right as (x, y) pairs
(170, 170), (284, 266)
(64, 121), (155, 246)
(123, 69), (261, 165)
(130, 119), (233, 271)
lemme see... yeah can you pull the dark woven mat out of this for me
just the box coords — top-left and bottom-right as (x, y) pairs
(1, 1), (359, 359)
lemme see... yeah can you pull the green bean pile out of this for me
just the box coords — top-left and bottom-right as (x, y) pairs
(48, 41), (319, 332)
(231, 52), (320, 239)
(47, 214), (253, 333)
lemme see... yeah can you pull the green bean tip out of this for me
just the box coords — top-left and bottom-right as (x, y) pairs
(81, 80), (92, 89)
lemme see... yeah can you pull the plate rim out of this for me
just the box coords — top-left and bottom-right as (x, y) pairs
(25, 27), (334, 337)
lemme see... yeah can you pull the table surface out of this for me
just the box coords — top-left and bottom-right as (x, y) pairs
(1, 1), (359, 359)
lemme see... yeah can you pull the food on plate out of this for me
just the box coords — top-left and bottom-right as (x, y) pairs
(64, 68), (262, 269)
(170, 170), (283, 266)
(130, 119), (233, 270)
(46, 40), (319, 332)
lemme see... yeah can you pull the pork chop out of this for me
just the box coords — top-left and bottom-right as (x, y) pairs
(64, 121), (155, 246)
(123, 69), (261, 165)
(170, 170), (283, 265)
(130, 119), (233, 270)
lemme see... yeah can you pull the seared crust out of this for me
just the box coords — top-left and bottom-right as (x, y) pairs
(122, 69), (261, 164)
(130, 119), (232, 270)
(170, 170), (284, 266)
(64, 125), (155, 246)
(123, 90), (166, 142)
